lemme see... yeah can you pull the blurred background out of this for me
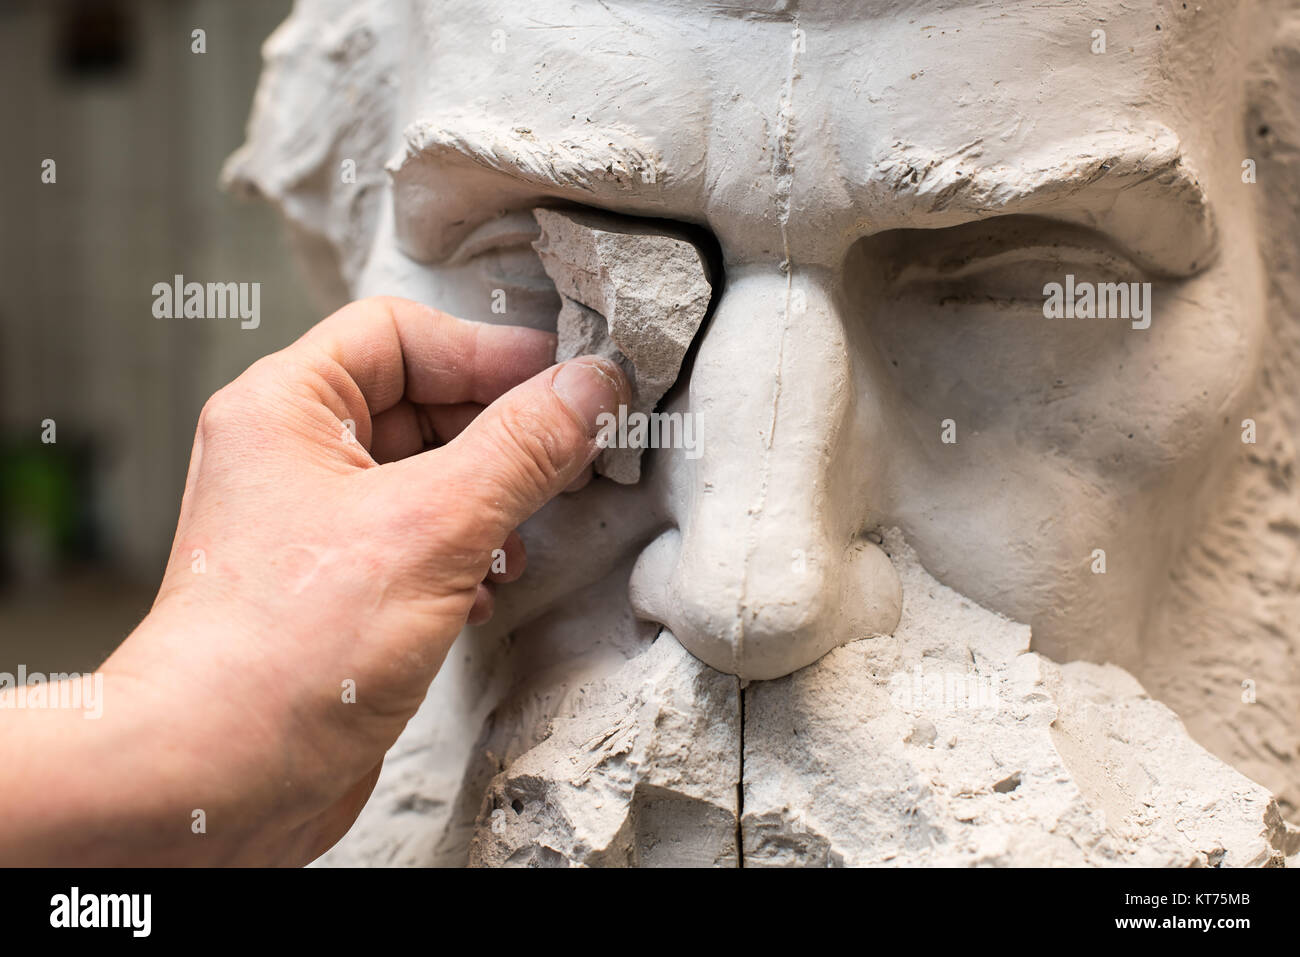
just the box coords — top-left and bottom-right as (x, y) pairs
(0, 0), (315, 674)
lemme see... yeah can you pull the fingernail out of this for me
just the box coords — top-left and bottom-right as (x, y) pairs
(552, 357), (627, 436)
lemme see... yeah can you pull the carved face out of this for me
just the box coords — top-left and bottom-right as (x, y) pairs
(232, 0), (1267, 680)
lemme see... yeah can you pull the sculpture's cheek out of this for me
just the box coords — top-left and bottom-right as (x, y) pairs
(849, 231), (1268, 664)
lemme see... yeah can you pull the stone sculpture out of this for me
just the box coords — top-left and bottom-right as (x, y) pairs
(225, 0), (1300, 866)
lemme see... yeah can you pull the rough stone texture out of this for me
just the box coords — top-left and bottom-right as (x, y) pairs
(314, 558), (662, 868)
(742, 529), (1290, 867)
(420, 531), (1291, 869)
(314, 527), (1291, 868)
(1134, 18), (1300, 823)
(466, 634), (740, 867)
(222, 0), (398, 300)
(317, 536), (1292, 869)
(533, 207), (712, 484)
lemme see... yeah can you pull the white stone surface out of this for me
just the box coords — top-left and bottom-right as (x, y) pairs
(230, 1), (1300, 859)
(468, 634), (740, 867)
(360, 529), (1285, 868)
(742, 530), (1287, 867)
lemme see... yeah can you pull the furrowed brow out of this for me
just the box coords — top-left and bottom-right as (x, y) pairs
(859, 127), (1218, 277)
(387, 113), (669, 263)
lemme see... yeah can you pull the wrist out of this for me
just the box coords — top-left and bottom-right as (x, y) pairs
(0, 614), (260, 865)
(0, 657), (201, 864)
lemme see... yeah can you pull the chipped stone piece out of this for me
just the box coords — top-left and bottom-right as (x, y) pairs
(533, 207), (712, 484)
(468, 634), (740, 867)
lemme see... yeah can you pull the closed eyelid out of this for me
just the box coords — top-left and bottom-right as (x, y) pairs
(889, 238), (1142, 286)
(442, 210), (543, 266)
(870, 217), (1149, 286)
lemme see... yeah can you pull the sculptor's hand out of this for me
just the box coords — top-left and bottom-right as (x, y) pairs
(0, 297), (628, 866)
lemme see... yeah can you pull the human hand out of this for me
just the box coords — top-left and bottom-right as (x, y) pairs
(1, 296), (628, 866)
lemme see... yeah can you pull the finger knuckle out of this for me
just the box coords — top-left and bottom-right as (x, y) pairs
(352, 294), (401, 320)
(196, 385), (245, 442)
(493, 407), (571, 494)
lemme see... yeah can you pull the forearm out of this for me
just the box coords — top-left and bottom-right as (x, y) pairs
(1, 672), (169, 864)
(0, 619), (269, 866)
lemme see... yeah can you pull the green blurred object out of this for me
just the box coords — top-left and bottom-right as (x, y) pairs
(1, 444), (77, 537)
(0, 441), (81, 563)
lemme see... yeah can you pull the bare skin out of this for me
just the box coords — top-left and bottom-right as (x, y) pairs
(0, 296), (629, 866)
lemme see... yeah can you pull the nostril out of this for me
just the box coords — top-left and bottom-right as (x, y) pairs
(627, 528), (682, 625)
(629, 527), (743, 672)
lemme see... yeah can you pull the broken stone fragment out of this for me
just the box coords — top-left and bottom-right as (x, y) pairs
(320, 528), (1289, 868)
(740, 529), (1289, 867)
(532, 207), (712, 484)
(467, 634), (741, 867)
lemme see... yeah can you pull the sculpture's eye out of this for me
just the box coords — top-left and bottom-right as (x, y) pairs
(867, 216), (1147, 306)
(849, 216), (1162, 427)
(440, 206), (719, 339)
(439, 210), (563, 330)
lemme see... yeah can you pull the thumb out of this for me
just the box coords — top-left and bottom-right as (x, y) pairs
(419, 355), (629, 553)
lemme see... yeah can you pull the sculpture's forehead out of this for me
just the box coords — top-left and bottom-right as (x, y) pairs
(393, 0), (1240, 266)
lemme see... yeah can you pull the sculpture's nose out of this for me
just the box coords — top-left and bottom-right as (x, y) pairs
(630, 266), (902, 680)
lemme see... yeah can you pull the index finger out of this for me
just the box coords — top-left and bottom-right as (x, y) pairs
(298, 295), (558, 415)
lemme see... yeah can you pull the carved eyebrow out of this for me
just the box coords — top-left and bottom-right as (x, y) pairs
(387, 113), (670, 263)
(389, 115), (1218, 279)
(860, 127), (1218, 277)
(396, 115), (659, 191)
